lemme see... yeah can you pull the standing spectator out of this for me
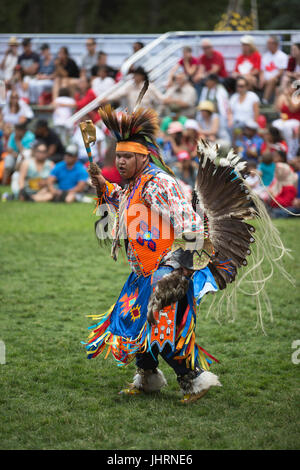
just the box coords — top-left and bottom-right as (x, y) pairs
(18, 141), (54, 201)
(167, 46), (198, 87)
(272, 79), (300, 160)
(74, 76), (98, 123)
(34, 119), (65, 163)
(2, 122), (35, 185)
(33, 144), (89, 203)
(259, 36), (288, 105)
(235, 120), (264, 163)
(0, 36), (19, 84)
(104, 67), (165, 112)
(80, 38), (98, 78)
(228, 76), (260, 130)
(193, 39), (227, 94)
(232, 35), (261, 89)
(132, 41), (144, 54)
(91, 65), (115, 97)
(17, 38), (40, 79)
(52, 87), (76, 146)
(52, 47), (80, 100)
(28, 43), (55, 104)
(163, 72), (198, 118)
(1, 91), (34, 126)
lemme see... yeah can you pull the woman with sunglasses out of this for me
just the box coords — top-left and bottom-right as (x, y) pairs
(228, 76), (260, 133)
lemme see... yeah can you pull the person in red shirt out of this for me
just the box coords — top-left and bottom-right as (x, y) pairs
(232, 35), (261, 89)
(268, 162), (298, 209)
(193, 39), (227, 87)
(167, 46), (198, 87)
(74, 76), (99, 123)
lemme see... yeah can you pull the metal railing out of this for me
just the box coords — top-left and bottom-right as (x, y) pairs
(67, 29), (300, 125)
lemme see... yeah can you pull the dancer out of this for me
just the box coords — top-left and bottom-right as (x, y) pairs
(82, 83), (291, 403)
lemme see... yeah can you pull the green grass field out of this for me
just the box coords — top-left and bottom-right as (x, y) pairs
(0, 197), (299, 450)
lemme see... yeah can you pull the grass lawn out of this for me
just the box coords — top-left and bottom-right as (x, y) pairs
(0, 197), (299, 450)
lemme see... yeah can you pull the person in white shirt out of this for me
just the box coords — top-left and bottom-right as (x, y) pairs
(91, 65), (115, 97)
(52, 87), (76, 145)
(259, 36), (288, 104)
(228, 76), (260, 130)
(0, 36), (19, 84)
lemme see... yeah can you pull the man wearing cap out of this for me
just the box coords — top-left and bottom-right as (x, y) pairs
(34, 144), (89, 203)
(194, 39), (227, 83)
(0, 37), (19, 83)
(232, 35), (261, 89)
(235, 119), (264, 162)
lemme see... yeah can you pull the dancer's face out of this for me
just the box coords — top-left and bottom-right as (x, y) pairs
(116, 151), (148, 180)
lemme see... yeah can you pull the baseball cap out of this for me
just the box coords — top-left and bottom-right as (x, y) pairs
(65, 144), (78, 156)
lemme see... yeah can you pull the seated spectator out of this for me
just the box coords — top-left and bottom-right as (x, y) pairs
(52, 46), (80, 100)
(282, 43), (300, 87)
(0, 36), (19, 85)
(272, 148), (288, 163)
(103, 67), (165, 113)
(196, 100), (219, 142)
(18, 141), (54, 201)
(163, 72), (197, 118)
(10, 65), (30, 102)
(259, 35), (288, 105)
(257, 152), (276, 187)
(27, 43), (55, 104)
(2, 121), (35, 185)
(228, 76), (260, 130)
(196, 100), (230, 150)
(232, 35), (261, 89)
(183, 119), (200, 159)
(235, 119), (264, 163)
(80, 38), (98, 79)
(52, 87), (76, 146)
(91, 65), (115, 97)
(34, 119), (65, 163)
(33, 144), (88, 203)
(71, 115), (106, 165)
(167, 46), (198, 87)
(193, 39), (227, 90)
(17, 38), (40, 78)
(261, 126), (288, 156)
(1, 90), (34, 126)
(91, 51), (116, 80)
(272, 79), (300, 160)
(267, 162), (298, 216)
(160, 111), (188, 135)
(245, 161), (263, 194)
(100, 143), (122, 185)
(74, 76), (98, 123)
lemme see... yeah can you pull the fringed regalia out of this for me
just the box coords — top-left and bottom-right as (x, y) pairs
(81, 87), (292, 402)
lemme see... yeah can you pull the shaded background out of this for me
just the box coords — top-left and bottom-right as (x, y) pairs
(0, 0), (299, 34)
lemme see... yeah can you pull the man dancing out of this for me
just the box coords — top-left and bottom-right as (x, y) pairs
(84, 102), (222, 404)
(82, 85), (290, 403)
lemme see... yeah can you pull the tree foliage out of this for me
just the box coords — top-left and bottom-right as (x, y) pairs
(0, 0), (298, 33)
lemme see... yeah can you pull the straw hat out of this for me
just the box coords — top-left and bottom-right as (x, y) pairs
(197, 100), (215, 113)
(8, 36), (19, 46)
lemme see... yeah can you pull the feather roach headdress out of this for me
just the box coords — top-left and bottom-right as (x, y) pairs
(98, 81), (174, 176)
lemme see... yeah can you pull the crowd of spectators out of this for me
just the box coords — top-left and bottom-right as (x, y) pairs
(0, 34), (300, 216)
